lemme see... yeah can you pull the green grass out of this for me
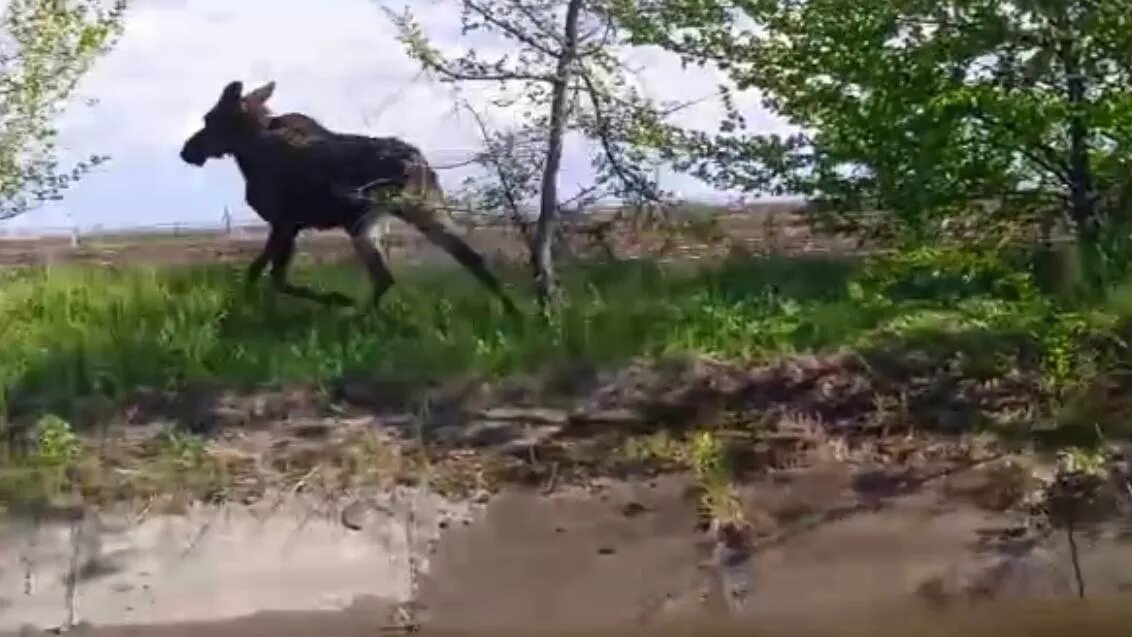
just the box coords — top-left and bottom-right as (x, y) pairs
(4, 245), (1132, 511)
(0, 246), (1128, 439)
(0, 255), (870, 417)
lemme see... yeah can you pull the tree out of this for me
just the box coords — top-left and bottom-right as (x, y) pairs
(608, 0), (1132, 261)
(0, 0), (128, 222)
(384, 0), (674, 310)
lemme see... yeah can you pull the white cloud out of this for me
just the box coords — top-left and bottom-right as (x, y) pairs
(2, 0), (789, 233)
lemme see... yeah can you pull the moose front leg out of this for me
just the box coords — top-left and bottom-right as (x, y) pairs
(260, 225), (354, 307)
(245, 239), (273, 291)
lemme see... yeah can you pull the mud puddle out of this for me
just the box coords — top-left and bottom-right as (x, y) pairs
(0, 487), (471, 632)
(19, 600), (1132, 637)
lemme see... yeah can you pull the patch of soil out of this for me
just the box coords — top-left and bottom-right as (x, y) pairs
(3, 347), (1057, 513)
(385, 349), (1049, 485)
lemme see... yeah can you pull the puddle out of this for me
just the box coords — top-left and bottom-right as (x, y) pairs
(3, 472), (1131, 634)
(0, 487), (473, 632)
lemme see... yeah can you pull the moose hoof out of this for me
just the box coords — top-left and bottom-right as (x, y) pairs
(322, 292), (356, 307)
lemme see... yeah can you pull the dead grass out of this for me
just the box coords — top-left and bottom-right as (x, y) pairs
(0, 342), (1087, 514)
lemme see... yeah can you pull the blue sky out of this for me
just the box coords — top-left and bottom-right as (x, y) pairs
(0, 0), (790, 234)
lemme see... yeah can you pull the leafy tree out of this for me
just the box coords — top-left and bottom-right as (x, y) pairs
(384, 0), (675, 309)
(608, 0), (1132, 268)
(0, 0), (128, 221)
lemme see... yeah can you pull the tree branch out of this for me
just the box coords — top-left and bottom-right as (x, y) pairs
(579, 71), (660, 201)
(461, 99), (534, 243)
(969, 109), (1072, 184)
(463, 0), (562, 57)
(428, 66), (555, 84)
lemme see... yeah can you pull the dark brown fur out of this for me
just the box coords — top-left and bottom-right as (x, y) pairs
(179, 80), (520, 319)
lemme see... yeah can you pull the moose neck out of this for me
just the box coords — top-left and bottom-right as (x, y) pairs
(229, 127), (291, 179)
(232, 152), (256, 180)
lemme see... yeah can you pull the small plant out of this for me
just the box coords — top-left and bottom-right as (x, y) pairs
(858, 244), (1037, 305)
(618, 431), (688, 471)
(0, 414), (82, 507)
(690, 431), (726, 483)
(1037, 312), (1094, 395)
(143, 426), (230, 506)
(157, 426), (206, 467)
(31, 414), (81, 467)
(690, 431), (744, 524)
(1039, 446), (1114, 599)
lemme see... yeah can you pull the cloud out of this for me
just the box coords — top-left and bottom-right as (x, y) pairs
(3, 0), (788, 233)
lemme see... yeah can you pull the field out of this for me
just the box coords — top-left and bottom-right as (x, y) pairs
(1, 205), (1130, 631)
(0, 202), (856, 268)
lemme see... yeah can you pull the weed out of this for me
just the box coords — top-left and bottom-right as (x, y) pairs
(620, 431), (689, 470)
(0, 414), (82, 508)
(690, 431), (744, 524)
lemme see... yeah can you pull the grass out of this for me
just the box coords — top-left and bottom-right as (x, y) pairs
(3, 243), (1132, 510)
(0, 254), (869, 418)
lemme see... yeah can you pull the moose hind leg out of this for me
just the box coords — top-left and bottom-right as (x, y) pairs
(399, 203), (520, 320)
(349, 212), (395, 307)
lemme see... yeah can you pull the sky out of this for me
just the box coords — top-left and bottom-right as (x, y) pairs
(0, 0), (791, 234)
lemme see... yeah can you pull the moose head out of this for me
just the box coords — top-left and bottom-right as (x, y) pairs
(179, 80), (276, 166)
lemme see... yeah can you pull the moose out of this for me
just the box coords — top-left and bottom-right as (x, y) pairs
(179, 80), (521, 319)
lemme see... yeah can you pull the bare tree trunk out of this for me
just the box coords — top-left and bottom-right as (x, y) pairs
(1057, 23), (1103, 292)
(1064, 52), (1096, 243)
(531, 0), (583, 311)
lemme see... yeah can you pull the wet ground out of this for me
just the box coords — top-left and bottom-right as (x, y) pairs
(0, 486), (467, 631)
(4, 462), (1132, 635)
(2, 345), (1128, 635)
(15, 601), (1132, 637)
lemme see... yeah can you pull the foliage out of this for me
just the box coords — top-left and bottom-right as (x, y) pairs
(689, 430), (743, 522)
(0, 247), (1121, 433)
(0, 0), (128, 220)
(0, 257), (865, 417)
(386, 0), (671, 207)
(607, 0), (1132, 252)
(384, 0), (682, 307)
(4, 244), (1132, 508)
(30, 413), (81, 467)
(0, 413), (81, 506)
(689, 430), (727, 485)
(854, 244), (1039, 305)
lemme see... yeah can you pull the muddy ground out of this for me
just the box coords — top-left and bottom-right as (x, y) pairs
(4, 350), (1132, 634)
(5, 469), (1132, 635)
(22, 602), (1132, 637)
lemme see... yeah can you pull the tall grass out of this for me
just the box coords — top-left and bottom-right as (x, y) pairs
(0, 255), (873, 417)
(0, 248), (1127, 428)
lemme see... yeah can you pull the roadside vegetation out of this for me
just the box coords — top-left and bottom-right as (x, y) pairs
(2, 235), (1131, 510)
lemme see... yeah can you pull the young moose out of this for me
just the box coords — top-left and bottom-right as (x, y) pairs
(179, 80), (520, 319)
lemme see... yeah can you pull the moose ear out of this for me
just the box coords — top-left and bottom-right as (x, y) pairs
(221, 81), (244, 103)
(244, 81), (276, 106)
